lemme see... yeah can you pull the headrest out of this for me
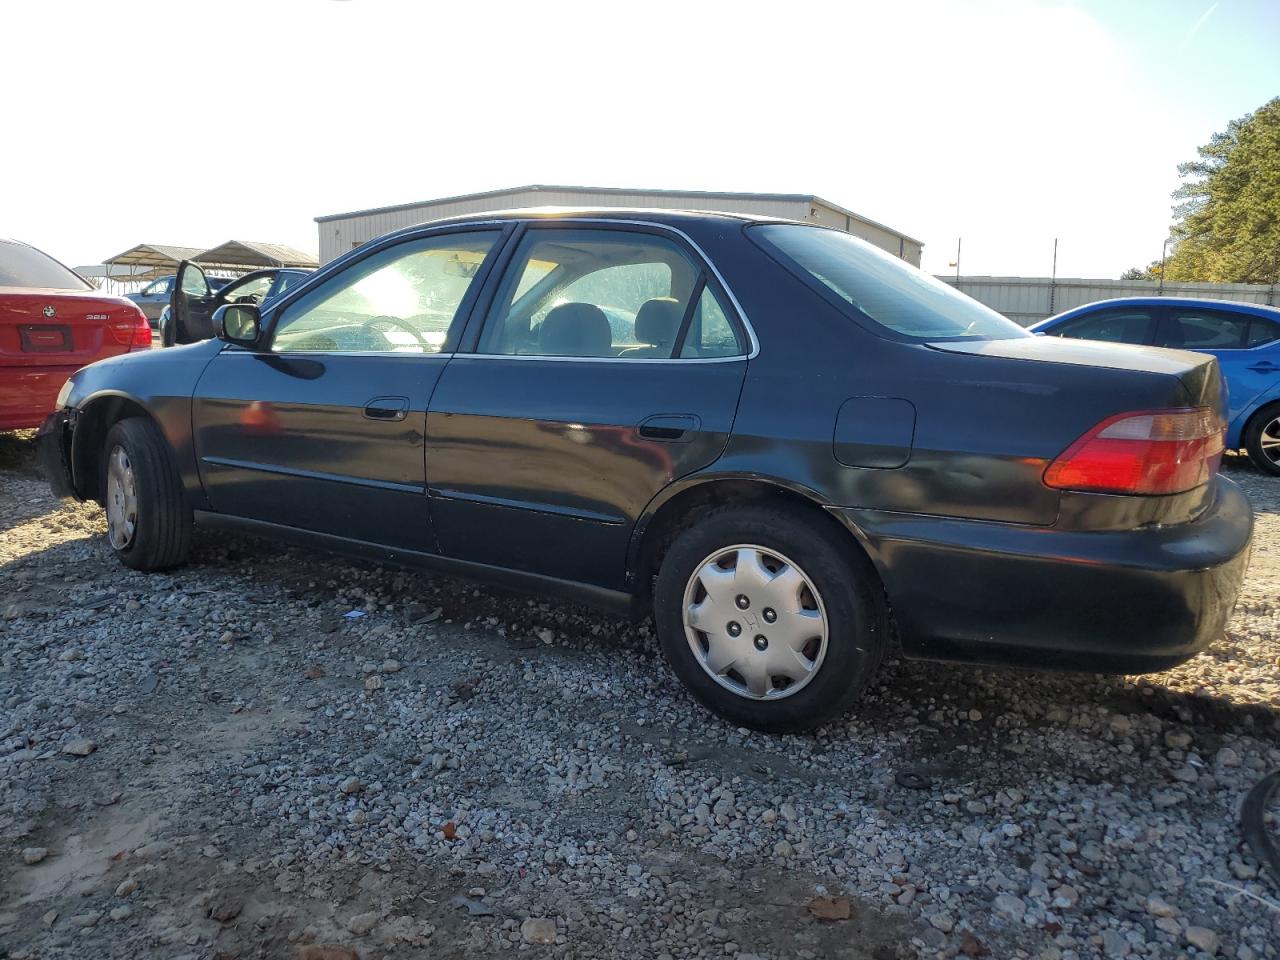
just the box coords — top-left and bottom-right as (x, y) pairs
(539, 302), (612, 356)
(634, 298), (683, 347)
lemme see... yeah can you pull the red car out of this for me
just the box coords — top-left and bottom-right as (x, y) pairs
(1, 238), (151, 431)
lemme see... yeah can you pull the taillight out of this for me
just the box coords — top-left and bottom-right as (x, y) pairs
(130, 311), (152, 349)
(109, 308), (152, 349)
(1043, 407), (1224, 496)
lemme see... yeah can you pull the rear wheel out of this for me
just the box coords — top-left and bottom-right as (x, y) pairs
(1243, 402), (1280, 477)
(100, 418), (192, 570)
(654, 503), (886, 732)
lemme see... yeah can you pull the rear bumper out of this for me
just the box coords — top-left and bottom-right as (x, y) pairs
(0, 366), (79, 431)
(832, 476), (1253, 673)
(36, 408), (78, 499)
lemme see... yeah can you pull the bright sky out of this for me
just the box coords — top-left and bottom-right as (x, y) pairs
(3, 0), (1277, 278)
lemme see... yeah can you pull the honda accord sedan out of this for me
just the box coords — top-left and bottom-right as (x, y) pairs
(38, 209), (1253, 731)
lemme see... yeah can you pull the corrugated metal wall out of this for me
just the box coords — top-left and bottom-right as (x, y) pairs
(319, 190), (803, 264)
(317, 190), (922, 266)
(940, 276), (1279, 326)
(805, 201), (923, 266)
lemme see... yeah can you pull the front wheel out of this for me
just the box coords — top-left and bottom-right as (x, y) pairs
(100, 418), (193, 570)
(654, 503), (886, 732)
(1243, 402), (1280, 477)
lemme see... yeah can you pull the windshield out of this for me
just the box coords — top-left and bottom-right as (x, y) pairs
(0, 240), (91, 290)
(749, 224), (1027, 342)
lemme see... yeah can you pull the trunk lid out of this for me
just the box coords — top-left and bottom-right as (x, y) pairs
(0, 287), (143, 368)
(931, 336), (1226, 420)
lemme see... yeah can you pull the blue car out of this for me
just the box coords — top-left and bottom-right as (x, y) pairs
(1032, 298), (1280, 476)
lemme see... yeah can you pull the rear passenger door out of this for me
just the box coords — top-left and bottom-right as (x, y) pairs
(1153, 307), (1280, 425)
(423, 223), (750, 589)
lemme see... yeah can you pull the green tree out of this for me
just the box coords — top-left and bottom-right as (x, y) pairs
(1119, 266), (1155, 281)
(1165, 98), (1280, 283)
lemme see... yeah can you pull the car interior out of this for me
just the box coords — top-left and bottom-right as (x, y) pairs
(480, 231), (742, 359)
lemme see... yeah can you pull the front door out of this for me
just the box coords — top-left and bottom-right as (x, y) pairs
(425, 224), (750, 588)
(170, 260), (217, 345)
(192, 228), (504, 551)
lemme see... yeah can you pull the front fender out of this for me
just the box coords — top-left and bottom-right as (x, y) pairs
(53, 341), (222, 507)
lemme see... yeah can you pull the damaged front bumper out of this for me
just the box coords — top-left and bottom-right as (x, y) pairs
(36, 408), (79, 500)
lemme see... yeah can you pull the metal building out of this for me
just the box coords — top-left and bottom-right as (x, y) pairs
(315, 185), (924, 266)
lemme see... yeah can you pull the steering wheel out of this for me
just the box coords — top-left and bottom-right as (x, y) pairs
(363, 315), (428, 350)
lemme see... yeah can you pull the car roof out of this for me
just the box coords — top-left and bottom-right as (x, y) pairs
(1041, 296), (1280, 325)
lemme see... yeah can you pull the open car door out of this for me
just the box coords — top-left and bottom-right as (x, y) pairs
(166, 260), (215, 346)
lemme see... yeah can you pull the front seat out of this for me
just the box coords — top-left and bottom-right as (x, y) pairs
(620, 298), (683, 357)
(538, 302), (613, 357)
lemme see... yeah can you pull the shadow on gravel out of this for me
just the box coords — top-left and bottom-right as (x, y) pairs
(0, 430), (41, 479)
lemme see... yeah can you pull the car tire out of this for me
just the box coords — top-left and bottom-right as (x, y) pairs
(1243, 402), (1280, 477)
(654, 503), (886, 732)
(100, 418), (193, 571)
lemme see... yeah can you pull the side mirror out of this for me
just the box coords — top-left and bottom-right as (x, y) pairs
(215, 303), (262, 346)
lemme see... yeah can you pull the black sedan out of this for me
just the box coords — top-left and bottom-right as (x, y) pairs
(38, 209), (1253, 731)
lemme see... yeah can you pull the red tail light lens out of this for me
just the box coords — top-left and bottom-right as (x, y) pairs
(1043, 407), (1224, 496)
(109, 309), (152, 349)
(130, 311), (152, 349)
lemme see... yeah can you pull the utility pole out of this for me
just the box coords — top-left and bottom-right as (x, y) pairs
(953, 238), (961, 284)
(1049, 238), (1059, 315)
(1159, 238), (1170, 296)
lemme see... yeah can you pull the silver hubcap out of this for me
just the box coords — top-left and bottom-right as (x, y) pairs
(682, 544), (828, 700)
(1260, 416), (1280, 465)
(105, 445), (138, 550)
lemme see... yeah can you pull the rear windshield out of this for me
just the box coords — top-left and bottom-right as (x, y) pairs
(0, 241), (91, 290)
(748, 224), (1027, 342)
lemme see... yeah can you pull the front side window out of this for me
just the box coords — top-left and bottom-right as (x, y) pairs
(271, 232), (497, 354)
(142, 277), (171, 296)
(0, 241), (91, 291)
(1054, 310), (1155, 344)
(1155, 310), (1251, 349)
(478, 229), (716, 358)
(221, 274), (274, 305)
(749, 224), (1027, 342)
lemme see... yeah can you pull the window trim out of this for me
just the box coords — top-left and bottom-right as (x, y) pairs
(459, 219), (755, 363)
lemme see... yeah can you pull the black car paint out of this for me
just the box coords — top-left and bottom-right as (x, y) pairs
(39, 209), (1252, 674)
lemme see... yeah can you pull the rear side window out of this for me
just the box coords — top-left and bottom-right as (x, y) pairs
(748, 224), (1027, 342)
(0, 241), (91, 290)
(1246, 317), (1280, 348)
(681, 286), (743, 358)
(479, 228), (744, 359)
(1053, 310), (1155, 344)
(1155, 310), (1251, 349)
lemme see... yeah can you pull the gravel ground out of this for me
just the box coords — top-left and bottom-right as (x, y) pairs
(1, 430), (1278, 960)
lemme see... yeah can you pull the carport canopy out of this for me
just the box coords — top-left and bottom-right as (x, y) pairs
(102, 243), (206, 281)
(194, 241), (318, 270)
